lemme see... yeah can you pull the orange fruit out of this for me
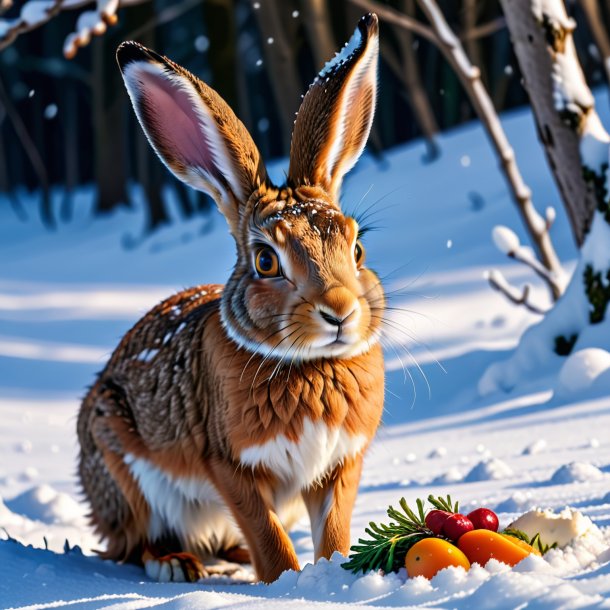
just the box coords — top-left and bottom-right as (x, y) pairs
(458, 529), (534, 567)
(405, 537), (471, 579)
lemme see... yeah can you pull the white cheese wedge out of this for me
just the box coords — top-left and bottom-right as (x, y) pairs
(508, 508), (594, 548)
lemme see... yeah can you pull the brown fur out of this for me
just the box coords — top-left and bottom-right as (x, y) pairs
(78, 13), (384, 584)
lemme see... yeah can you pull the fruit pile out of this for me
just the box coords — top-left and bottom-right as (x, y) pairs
(342, 495), (555, 579)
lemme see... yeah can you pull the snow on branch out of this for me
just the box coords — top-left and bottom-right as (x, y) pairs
(0, 0), (147, 58)
(491, 224), (566, 305)
(485, 269), (547, 315)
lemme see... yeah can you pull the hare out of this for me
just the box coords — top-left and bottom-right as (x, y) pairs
(77, 13), (384, 584)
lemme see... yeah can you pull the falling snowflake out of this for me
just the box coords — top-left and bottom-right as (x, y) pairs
(194, 35), (209, 53)
(44, 104), (58, 120)
(258, 117), (269, 132)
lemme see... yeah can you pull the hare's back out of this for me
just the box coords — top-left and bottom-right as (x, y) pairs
(89, 284), (224, 446)
(106, 284), (224, 370)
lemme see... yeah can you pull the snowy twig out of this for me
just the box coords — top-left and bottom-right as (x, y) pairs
(486, 269), (548, 315)
(0, 0), (148, 58)
(383, 0), (440, 160)
(492, 222), (567, 303)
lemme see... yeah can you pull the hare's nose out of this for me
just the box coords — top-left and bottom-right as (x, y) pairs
(317, 287), (361, 328)
(319, 311), (343, 327)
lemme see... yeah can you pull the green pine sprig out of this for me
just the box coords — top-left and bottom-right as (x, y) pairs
(428, 494), (459, 513)
(502, 528), (557, 555)
(342, 495), (456, 574)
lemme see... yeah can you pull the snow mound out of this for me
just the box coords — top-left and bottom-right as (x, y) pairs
(465, 458), (513, 482)
(432, 467), (464, 485)
(495, 491), (535, 514)
(5, 485), (85, 525)
(557, 348), (610, 394)
(522, 439), (548, 455)
(549, 462), (605, 485)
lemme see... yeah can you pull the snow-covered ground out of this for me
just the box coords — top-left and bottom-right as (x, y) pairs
(1, 96), (609, 609)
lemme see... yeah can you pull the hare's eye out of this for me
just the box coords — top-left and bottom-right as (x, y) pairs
(255, 247), (281, 278)
(354, 240), (365, 268)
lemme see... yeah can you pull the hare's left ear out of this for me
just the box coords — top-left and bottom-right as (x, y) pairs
(288, 13), (379, 200)
(116, 41), (267, 236)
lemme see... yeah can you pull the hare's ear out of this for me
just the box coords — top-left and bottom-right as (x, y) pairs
(288, 13), (378, 200)
(116, 42), (267, 233)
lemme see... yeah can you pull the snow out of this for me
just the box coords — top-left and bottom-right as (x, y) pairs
(318, 22), (362, 79)
(1, 92), (610, 607)
(492, 224), (520, 255)
(557, 348), (610, 393)
(480, 211), (610, 397)
(464, 458), (514, 482)
(20, 1), (55, 27)
(549, 462), (605, 485)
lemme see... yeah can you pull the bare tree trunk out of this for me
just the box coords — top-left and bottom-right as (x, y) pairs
(579, 0), (610, 83)
(300, 0), (336, 70)
(0, 75), (52, 226)
(252, 0), (302, 152)
(61, 83), (78, 221)
(205, 0), (239, 111)
(462, 0), (483, 77)
(92, 38), (128, 215)
(499, 0), (599, 246)
(397, 0), (440, 159)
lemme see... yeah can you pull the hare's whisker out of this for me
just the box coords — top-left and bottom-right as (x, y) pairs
(239, 321), (300, 383)
(349, 182), (374, 219)
(249, 325), (303, 393)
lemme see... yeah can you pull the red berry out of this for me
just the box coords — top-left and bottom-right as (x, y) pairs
(466, 507), (499, 532)
(442, 513), (474, 541)
(425, 509), (451, 535)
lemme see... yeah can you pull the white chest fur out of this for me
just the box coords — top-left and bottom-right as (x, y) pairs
(239, 418), (368, 489)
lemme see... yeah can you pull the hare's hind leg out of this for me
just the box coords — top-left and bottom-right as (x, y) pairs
(78, 383), (206, 582)
(77, 381), (152, 564)
(78, 381), (240, 582)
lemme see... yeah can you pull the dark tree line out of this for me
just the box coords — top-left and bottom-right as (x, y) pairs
(1, 0), (609, 232)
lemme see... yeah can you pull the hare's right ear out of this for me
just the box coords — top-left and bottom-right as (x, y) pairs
(116, 42), (267, 234)
(288, 14), (379, 201)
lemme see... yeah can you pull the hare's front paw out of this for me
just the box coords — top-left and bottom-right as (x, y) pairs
(144, 552), (207, 582)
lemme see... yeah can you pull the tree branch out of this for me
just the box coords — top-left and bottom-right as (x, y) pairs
(349, 0), (437, 45)
(352, 0), (564, 300)
(0, 0), (149, 58)
(460, 16), (506, 42)
(486, 269), (548, 315)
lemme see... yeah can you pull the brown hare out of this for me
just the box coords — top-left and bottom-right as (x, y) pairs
(77, 13), (385, 584)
